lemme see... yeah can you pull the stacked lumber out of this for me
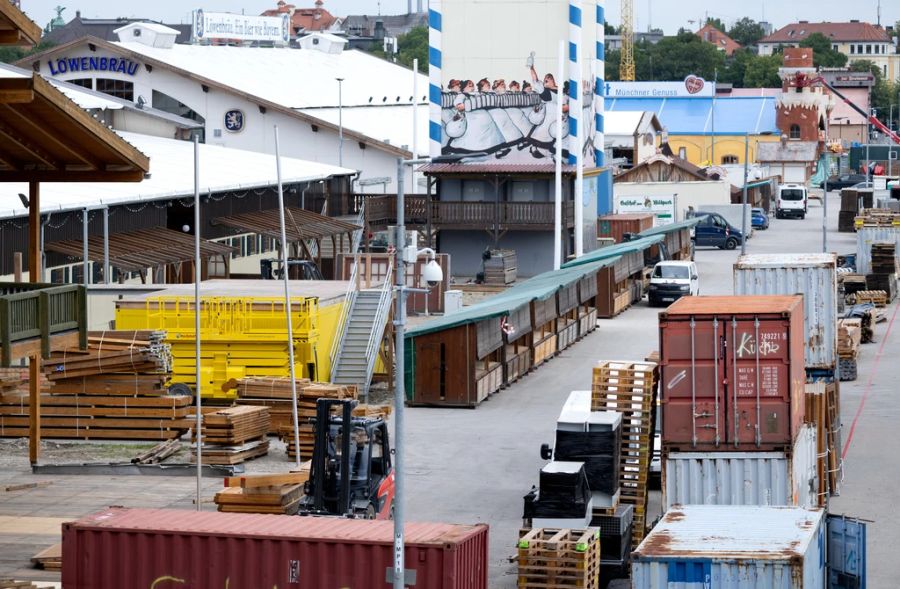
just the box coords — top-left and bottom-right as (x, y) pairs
(0, 331), (190, 441)
(131, 439), (181, 464)
(215, 469), (310, 514)
(517, 528), (601, 589)
(1, 581), (56, 589)
(854, 208), (900, 229)
(280, 403), (392, 459)
(837, 318), (862, 382)
(483, 249), (517, 285)
(30, 544), (61, 571)
(854, 290), (888, 307)
(804, 385), (828, 508)
(192, 406), (270, 465)
(234, 377), (357, 434)
(871, 242), (898, 275)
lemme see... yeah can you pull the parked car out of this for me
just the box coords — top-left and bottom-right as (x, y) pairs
(850, 182), (874, 190)
(818, 173), (866, 190)
(775, 183), (808, 219)
(751, 207), (769, 230)
(692, 212), (744, 250)
(647, 260), (699, 307)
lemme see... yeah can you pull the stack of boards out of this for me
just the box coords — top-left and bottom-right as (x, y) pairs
(0, 331), (188, 441)
(214, 469), (310, 514)
(280, 403), (392, 460)
(192, 405), (271, 465)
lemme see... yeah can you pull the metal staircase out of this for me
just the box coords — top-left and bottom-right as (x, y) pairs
(329, 259), (393, 393)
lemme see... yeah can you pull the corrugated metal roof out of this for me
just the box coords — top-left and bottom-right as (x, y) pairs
(636, 217), (703, 238)
(213, 207), (359, 242)
(406, 257), (620, 337)
(607, 96), (778, 135)
(634, 505), (823, 559)
(662, 294), (802, 315)
(68, 507), (484, 545)
(561, 234), (663, 269)
(735, 253), (837, 268)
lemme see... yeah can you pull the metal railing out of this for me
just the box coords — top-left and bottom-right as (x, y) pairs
(0, 282), (87, 366)
(329, 259), (359, 381)
(361, 258), (394, 394)
(351, 201), (366, 254)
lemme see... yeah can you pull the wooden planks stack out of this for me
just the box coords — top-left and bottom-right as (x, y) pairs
(854, 290), (888, 307)
(214, 470), (310, 514)
(483, 249), (517, 285)
(232, 378), (358, 434)
(825, 382), (843, 496)
(837, 318), (862, 381)
(1, 581), (56, 589)
(280, 403), (392, 460)
(591, 360), (656, 547)
(30, 543), (61, 571)
(0, 331), (190, 441)
(867, 242), (898, 301)
(517, 528), (601, 589)
(804, 384), (828, 507)
(192, 405), (270, 465)
(854, 208), (900, 229)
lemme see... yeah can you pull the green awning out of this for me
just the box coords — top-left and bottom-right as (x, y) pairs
(561, 234), (664, 269)
(635, 217), (703, 239)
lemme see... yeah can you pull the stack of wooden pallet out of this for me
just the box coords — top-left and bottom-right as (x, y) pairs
(837, 318), (862, 381)
(0, 331), (190, 441)
(805, 381), (843, 499)
(854, 209), (900, 229)
(192, 405), (270, 465)
(214, 470), (310, 514)
(804, 384), (828, 507)
(483, 249), (517, 285)
(867, 242), (898, 301)
(232, 378), (357, 434)
(854, 290), (888, 307)
(591, 360), (656, 548)
(517, 528), (601, 589)
(280, 403), (391, 460)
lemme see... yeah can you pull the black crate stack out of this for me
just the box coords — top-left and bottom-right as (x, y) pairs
(867, 242), (898, 302)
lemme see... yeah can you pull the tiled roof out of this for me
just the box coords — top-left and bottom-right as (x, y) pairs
(41, 16), (191, 45)
(261, 1), (339, 33)
(696, 24), (742, 56)
(761, 21), (891, 44)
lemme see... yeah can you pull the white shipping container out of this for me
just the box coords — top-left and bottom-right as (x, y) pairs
(632, 505), (826, 589)
(663, 424), (818, 510)
(734, 253), (837, 369)
(856, 226), (900, 275)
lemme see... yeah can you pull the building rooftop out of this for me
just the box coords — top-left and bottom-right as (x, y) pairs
(761, 21), (891, 44)
(696, 24), (742, 56)
(41, 12), (191, 45)
(261, 0), (340, 35)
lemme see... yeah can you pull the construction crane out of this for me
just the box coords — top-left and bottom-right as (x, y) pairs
(619, 0), (635, 81)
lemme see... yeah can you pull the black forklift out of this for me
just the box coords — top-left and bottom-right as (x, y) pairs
(296, 398), (395, 519)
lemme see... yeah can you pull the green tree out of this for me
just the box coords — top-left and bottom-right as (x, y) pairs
(368, 26), (427, 72)
(0, 41), (54, 65)
(743, 53), (783, 87)
(645, 31), (725, 81)
(728, 17), (765, 46)
(604, 48), (622, 81)
(720, 48), (755, 87)
(605, 22), (620, 36)
(705, 17), (726, 33)
(799, 32), (848, 68)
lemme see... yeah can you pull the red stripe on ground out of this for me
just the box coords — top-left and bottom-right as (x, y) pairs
(842, 301), (900, 460)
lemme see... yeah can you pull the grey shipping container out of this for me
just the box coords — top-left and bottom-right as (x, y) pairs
(632, 505), (826, 589)
(734, 253), (837, 369)
(663, 424), (818, 511)
(856, 226), (900, 275)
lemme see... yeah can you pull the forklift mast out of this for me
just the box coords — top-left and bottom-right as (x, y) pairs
(310, 397), (356, 516)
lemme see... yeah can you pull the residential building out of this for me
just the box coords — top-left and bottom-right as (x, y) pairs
(40, 11), (192, 45)
(261, 0), (342, 38)
(776, 48), (832, 143)
(758, 20), (900, 81)
(821, 69), (874, 144)
(696, 24), (741, 56)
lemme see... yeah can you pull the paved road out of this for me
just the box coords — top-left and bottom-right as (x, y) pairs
(405, 190), (898, 588)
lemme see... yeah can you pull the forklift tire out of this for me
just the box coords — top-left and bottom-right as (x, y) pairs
(364, 503), (377, 520)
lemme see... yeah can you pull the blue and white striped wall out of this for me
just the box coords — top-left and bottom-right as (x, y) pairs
(595, 0), (605, 167)
(428, 0), (443, 158)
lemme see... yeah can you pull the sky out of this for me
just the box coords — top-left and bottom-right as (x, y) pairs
(17, 0), (900, 36)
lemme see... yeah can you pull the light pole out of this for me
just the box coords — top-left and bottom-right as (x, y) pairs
(336, 77), (344, 167)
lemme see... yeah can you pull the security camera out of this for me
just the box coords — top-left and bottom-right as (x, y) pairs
(422, 260), (443, 288)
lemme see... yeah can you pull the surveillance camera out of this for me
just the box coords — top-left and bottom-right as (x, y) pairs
(422, 260), (443, 287)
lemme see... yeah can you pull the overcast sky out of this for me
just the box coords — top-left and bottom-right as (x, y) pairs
(19, 0), (900, 37)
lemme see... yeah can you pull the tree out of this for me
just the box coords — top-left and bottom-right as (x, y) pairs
(368, 26), (427, 72)
(642, 32), (725, 81)
(743, 54), (783, 87)
(799, 32), (848, 68)
(728, 17), (765, 47)
(605, 22), (620, 36)
(0, 41), (54, 65)
(705, 17), (726, 33)
(719, 48), (755, 87)
(604, 48), (622, 81)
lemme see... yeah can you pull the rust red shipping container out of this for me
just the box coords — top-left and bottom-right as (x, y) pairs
(659, 295), (806, 451)
(62, 507), (488, 589)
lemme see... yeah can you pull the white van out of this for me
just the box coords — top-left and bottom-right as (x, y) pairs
(776, 184), (808, 219)
(647, 261), (699, 307)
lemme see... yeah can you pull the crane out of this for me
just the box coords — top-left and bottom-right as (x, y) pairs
(619, 0), (635, 81)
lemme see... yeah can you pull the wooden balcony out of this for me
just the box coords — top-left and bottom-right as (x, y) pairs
(360, 195), (575, 231)
(0, 283), (87, 366)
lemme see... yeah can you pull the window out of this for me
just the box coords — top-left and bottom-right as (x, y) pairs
(68, 78), (92, 89)
(721, 155), (739, 164)
(678, 147), (687, 159)
(858, 44), (863, 54)
(850, 45), (855, 54)
(790, 124), (801, 139)
(866, 44), (872, 54)
(95, 78), (133, 101)
(152, 90), (206, 141)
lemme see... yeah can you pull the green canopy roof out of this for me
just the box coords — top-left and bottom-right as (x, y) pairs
(561, 234), (663, 269)
(636, 217), (703, 239)
(406, 256), (621, 338)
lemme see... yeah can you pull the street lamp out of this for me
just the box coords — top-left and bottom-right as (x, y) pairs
(741, 131), (773, 255)
(336, 77), (345, 167)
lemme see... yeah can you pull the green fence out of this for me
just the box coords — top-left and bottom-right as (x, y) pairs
(0, 282), (87, 366)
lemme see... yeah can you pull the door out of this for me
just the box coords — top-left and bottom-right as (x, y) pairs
(694, 217), (712, 246)
(415, 342), (444, 404)
(828, 514), (867, 589)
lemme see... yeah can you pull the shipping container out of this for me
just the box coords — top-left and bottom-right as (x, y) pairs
(856, 226), (900, 275)
(663, 424), (817, 511)
(62, 508), (488, 589)
(734, 253), (838, 370)
(659, 296), (806, 451)
(632, 505), (825, 589)
(597, 213), (655, 243)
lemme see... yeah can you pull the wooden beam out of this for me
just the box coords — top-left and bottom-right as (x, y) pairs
(29, 355), (40, 464)
(13, 252), (22, 282)
(0, 169), (146, 182)
(0, 78), (34, 103)
(0, 103), (107, 171)
(0, 2), (42, 47)
(0, 122), (59, 169)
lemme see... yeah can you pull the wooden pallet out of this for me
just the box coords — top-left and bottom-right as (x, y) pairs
(825, 382), (843, 496)
(591, 360), (656, 547)
(192, 438), (269, 465)
(1, 580), (57, 589)
(854, 290), (888, 307)
(805, 383), (828, 508)
(837, 318), (862, 359)
(517, 528), (601, 589)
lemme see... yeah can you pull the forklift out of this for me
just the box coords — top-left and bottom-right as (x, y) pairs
(297, 398), (395, 519)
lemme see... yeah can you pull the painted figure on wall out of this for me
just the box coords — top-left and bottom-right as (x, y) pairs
(440, 53), (595, 165)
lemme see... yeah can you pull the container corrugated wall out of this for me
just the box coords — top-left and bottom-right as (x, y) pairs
(856, 226), (900, 275)
(663, 424), (817, 510)
(734, 254), (837, 369)
(62, 508), (489, 589)
(632, 506), (826, 589)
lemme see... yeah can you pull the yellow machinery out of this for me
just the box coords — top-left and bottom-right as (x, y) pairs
(116, 296), (344, 399)
(619, 0), (635, 81)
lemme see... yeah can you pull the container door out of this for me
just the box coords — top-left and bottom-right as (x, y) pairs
(828, 514), (867, 589)
(724, 314), (793, 448)
(660, 316), (725, 448)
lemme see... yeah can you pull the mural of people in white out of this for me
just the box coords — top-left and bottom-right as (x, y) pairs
(440, 52), (595, 165)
